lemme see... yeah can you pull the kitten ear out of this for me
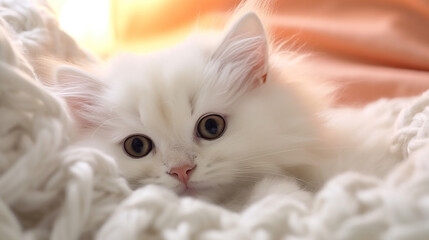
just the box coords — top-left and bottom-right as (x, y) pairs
(55, 66), (106, 129)
(210, 12), (268, 95)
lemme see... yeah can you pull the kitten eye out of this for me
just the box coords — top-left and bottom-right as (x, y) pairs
(196, 114), (226, 140)
(123, 134), (153, 158)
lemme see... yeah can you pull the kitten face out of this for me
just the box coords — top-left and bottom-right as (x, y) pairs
(57, 13), (322, 203)
(101, 48), (238, 199)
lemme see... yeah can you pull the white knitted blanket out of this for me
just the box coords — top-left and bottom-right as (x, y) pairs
(1, 1), (429, 239)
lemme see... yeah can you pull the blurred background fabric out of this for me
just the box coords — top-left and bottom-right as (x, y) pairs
(49, 0), (429, 105)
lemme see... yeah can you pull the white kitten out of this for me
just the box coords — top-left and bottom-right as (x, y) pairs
(56, 9), (399, 210)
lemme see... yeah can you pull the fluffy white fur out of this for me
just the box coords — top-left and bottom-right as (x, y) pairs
(56, 4), (400, 210)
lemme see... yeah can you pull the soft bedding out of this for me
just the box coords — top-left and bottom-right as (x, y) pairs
(1, 0), (429, 239)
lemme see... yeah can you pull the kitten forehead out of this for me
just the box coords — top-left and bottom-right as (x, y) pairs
(104, 37), (211, 141)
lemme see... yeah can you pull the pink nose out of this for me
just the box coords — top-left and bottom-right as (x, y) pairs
(168, 165), (195, 185)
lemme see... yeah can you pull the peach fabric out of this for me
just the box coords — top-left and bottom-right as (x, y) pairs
(113, 0), (429, 106)
(269, 0), (429, 105)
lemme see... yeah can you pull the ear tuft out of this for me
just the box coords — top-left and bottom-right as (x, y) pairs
(222, 12), (267, 45)
(208, 12), (269, 99)
(56, 66), (106, 129)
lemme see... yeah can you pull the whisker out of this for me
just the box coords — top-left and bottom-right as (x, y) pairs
(91, 116), (122, 137)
